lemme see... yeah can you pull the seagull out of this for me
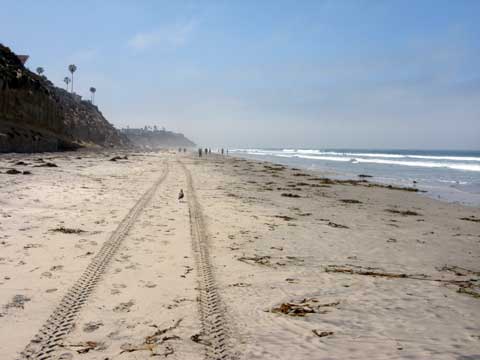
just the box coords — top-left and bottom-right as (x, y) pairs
(178, 189), (184, 201)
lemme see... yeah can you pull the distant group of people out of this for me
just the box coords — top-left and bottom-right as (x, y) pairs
(178, 148), (187, 152)
(198, 148), (210, 157)
(198, 148), (228, 157)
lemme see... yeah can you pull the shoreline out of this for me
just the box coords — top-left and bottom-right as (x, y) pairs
(1, 151), (479, 359)
(230, 152), (480, 208)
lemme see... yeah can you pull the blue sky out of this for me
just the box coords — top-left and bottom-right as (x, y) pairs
(1, 0), (480, 149)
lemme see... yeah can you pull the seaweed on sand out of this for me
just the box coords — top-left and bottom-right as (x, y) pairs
(51, 226), (85, 234)
(274, 215), (296, 221)
(281, 193), (301, 198)
(437, 265), (480, 276)
(34, 162), (58, 167)
(460, 216), (480, 223)
(62, 341), (105, 354)
(325, 265), (414, 279)
(340, 199), (362, 204)
(327, 222), (349, 229)
(271, 298), (340, 317)
(309, 177), (421, 192)
(325, 264), (480, 299)
(238, 255), (272, 266)
(385, 209), (421, 216)
(313, 330), (334, 337)
(110, 155), (128, 161)
(457, 284), (480, 298)
(119, 319), (182, 356)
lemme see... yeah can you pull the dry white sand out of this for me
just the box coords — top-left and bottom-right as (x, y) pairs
(0, 151), (479, 359)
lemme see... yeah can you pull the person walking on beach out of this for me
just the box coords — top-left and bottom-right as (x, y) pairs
(199, 148), (202, 157)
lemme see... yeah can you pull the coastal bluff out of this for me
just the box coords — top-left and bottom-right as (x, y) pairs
(121, 127), (196, 149)
(0, 44), (130, 153)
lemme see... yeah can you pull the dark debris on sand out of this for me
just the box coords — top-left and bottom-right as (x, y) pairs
(34, 162), (58, 168)
(120, 319), (182, 356)
(274, 215), (296, 221)
(340, 199), (362, 204)
(327, 221), (349, 229)
(110, 155), (128, 162)
(325, 264), (480, 299)
(313, 330), (334, 338)
(271, 298), (340, 317)
(460, 216), (480, 223)
(5, 168), (32, 175)
(5, 294), (31, 310)
(385, 209), (421, 216)
(51, 226), (86, 234)
(281, 193), (301, 198)
(238, 255), (272, 266)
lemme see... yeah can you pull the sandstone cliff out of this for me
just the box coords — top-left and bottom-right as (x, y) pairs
(0, 44), (130, 153)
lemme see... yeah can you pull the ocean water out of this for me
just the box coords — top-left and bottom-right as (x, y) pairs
(229, 148), (480, 207)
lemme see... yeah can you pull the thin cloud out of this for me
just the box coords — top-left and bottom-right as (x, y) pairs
(127, 20), (197, 51)
(67, 49), (98, 63)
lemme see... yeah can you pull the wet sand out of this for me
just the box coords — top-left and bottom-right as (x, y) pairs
(0, 151), (479, 359)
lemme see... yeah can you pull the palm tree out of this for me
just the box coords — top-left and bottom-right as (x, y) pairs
(68, 64), (77, 93)
(89, 87), (96, 104)
(36, 67), (44, 76)
(64, 77), (71, 91)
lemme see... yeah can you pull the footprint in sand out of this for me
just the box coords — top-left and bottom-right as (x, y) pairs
(5, 294), (31, 310)
(56, 353), (74, 360)
(111, 283), (127, 295)
(83, 321), (104, 333)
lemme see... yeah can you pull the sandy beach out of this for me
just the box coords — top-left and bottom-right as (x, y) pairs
(1, 151), (479, 360)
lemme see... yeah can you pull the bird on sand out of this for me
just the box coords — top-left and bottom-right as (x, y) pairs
(178, 189), (184, 201)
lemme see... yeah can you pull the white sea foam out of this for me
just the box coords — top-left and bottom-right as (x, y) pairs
(280, 149), (480, 161)
(351, 158), (480, 172)
(232, 148), (480, 172)
(408, 155), (480, 161)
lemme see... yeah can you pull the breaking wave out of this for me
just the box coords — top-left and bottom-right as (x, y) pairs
(230, 149), (480, 172)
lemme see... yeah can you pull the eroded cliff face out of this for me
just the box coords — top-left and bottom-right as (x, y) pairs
(0, 44), (130, 153)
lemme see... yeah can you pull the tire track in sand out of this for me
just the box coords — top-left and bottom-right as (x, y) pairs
(19, 162), (169, 360)
(180, 160), (232, 360)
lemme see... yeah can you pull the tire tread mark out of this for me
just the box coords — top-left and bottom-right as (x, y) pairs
(19, 162), (169, 360)
(180, 161), (232, 360)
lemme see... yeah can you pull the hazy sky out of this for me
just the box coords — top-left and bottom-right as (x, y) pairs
(2, 0), (479, 149)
